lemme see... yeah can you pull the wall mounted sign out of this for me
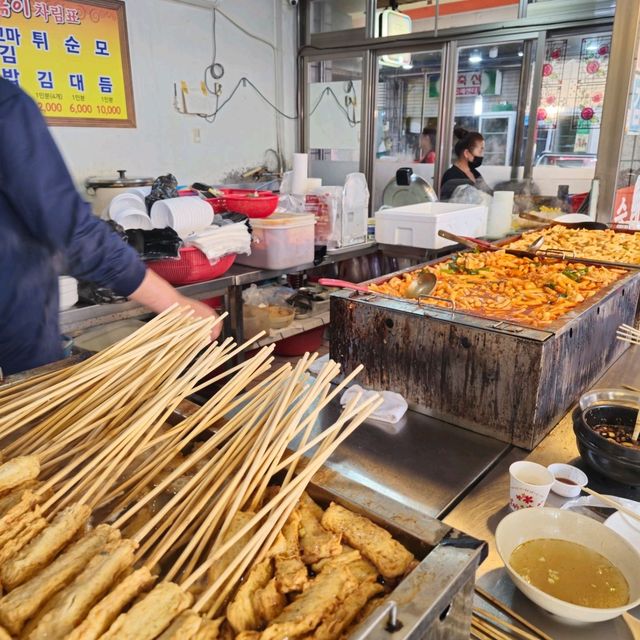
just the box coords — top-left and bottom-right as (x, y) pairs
(429, 70), (502, 98)
(0, 0), (135, 127)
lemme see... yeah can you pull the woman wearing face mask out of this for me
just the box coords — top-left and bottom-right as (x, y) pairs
(440, 127), (491, 201)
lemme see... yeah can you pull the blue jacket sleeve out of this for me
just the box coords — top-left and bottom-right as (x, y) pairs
(0, 89), (146, 296)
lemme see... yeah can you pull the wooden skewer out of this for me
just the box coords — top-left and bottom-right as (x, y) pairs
(194, 395), (383, 616)
(474, 587), (553, 640)
(582, 486), (640, 523)
(471, 616), (511, 640)
(182, 393), (383, 593)
(474, 608), (543, 640)
(623, 384), (640, 393)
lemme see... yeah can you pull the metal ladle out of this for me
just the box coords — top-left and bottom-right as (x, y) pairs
(319, 275), (436, 299)
(405, 270), (437, 299)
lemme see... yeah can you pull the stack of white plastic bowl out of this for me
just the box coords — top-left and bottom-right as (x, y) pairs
(150, 197), (213, 238)
(108, 193), (153, 230)
(59, 276), (78, 311)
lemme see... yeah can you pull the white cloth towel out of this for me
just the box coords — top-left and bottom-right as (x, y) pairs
(187, 222), (251, 262)
(340, 384), (408, 424)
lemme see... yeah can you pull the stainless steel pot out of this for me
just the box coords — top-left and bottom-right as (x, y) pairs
(85, 170), (154, 218)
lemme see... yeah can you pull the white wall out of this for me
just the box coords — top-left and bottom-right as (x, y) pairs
(49, 0), (298, 188)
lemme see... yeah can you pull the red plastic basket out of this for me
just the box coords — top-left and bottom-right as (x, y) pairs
(148, 248), (236, 285)
(222, 189), (278, 218)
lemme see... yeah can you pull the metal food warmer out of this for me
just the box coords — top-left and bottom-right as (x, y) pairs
(330, 259), (640, 450)
(306, 471), (487, 640)
(0, 367), (487, 640)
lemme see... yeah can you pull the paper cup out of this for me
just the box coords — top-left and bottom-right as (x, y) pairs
(127, 186), (152, 199)
(109, 193), (146, 219)
(150, 197), (213, 237)
(509, 461), (554, 511)
(111, 208), (153, 230)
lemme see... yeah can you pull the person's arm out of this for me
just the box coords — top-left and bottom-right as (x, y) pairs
(0, 86), (219, 337)
(129, 270), (222, 340)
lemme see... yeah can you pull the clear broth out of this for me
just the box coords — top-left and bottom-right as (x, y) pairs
(510, 539), (629, 608)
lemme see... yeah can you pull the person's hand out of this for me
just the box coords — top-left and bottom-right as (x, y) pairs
(129, 270), (223, 342)
(178, 295), (223, 341)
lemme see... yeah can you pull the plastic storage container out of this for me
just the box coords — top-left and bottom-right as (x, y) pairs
(375, 202), (488, 250)
(236, 213), (316, 270)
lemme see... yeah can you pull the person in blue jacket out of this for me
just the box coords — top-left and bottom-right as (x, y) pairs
(0, 79), (220, 376)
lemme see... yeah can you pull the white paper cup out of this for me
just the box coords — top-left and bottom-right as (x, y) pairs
(127, 186), (152, 199)
(547, 463), (588, 498)
(509, 461), (554, 511)
(111, 208), (153, 230)
(150, 197), (213, 237)
(109, 193), (146, 218)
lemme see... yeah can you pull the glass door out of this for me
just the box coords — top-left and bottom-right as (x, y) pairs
(449, 40), (530, 195)
(305, 56), (364, 188)
(372, 48), (443, 210)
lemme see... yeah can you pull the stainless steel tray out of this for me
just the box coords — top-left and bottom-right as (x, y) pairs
(308, 468), (487, 639)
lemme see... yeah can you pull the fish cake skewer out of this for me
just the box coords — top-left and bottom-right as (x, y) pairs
(27, 539), (137, 639)
(65, 567), (155, 640)
(0, 502), (91, 590)
(0, 524), (119, 635)
(100, 581), (193, 640)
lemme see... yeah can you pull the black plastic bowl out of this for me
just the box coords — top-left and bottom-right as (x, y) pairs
(573, 405), (640, 486)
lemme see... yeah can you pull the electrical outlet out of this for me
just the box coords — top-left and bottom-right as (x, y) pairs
(192, 128), (201, 144)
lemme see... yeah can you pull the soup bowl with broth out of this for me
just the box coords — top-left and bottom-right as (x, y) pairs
(495, 507), (640, 623)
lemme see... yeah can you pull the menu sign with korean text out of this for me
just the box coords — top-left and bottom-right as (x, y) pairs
(0, 0), (135, 127)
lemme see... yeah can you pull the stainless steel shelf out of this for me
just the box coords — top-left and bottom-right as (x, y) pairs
(60, 274), (235, 335)
(60, 242), (379, 337)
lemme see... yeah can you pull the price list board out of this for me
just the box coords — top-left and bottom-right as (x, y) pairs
(0, 0), (135, 127)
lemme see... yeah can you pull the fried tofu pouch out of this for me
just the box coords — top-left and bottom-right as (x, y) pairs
(260, 565), (358, 640)
(312, 581), (384, 640)
(226, 558), (272, 633)
(0, 502), (91, 590)
(321, 503), (414, 579)
(273, 510), (308, 594)
(0, 524), (119, 635)
(101, 581), (193, 640)
(65, 567), (155, 640)
(298, 493), (341, 565)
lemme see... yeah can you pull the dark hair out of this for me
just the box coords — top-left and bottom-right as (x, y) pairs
(453, 127), (484, 158)
(421, 127), (436, 144)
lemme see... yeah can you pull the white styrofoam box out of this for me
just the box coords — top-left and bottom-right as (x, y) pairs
(375, 202), (488, 250)
(236, 213), (316, 270)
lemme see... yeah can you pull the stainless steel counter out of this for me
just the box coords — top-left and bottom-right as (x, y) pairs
(300, 400), (510, 522)
(444, 345), (640, 639)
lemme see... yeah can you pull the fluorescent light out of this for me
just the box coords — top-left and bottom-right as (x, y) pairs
(518, 51), (524, 57)
(469, 54), (482, 64)
(489, 47), (498, 59)
(402, 63), (413, 70)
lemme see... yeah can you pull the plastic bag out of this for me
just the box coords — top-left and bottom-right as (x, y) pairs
(145, 174), (179, 212)
(449, 184), (493, 208)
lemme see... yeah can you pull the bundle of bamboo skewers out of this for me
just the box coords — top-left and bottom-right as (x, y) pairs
(0, 306), (417, 639)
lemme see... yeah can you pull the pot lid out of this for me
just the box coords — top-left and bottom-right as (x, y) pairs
(85, 170), (154, 189)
